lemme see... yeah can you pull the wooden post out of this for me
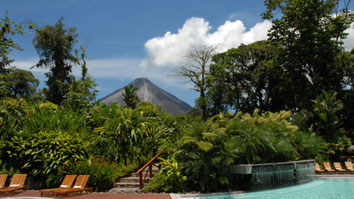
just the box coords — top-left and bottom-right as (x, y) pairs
(139, 172), (143, 189)
(149, 162), (153, 178)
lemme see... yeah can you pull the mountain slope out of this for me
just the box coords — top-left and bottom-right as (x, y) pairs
(101, 78), (191, 115)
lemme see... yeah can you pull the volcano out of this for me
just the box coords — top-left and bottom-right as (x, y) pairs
(100, 78), (191, 115)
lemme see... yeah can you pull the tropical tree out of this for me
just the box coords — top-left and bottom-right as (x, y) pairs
(0, 68), (39, 99)
(122, 85), (140, 109)
(32, 17), (79, 104)
(173, 45), (216, 120)
(209, 41), (281, 114)
(312, 90), (351, 160)
(63, 76), (97, 110)
(0, 11), (23, 74)
(262, 0), (353, 111)
(64, 45), (98, 110)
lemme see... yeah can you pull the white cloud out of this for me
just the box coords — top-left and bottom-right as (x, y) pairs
(12, 57), (189, 90)
(343, 24), (354, 51)
(144, 18), (210, 66)
(12, 18), (352, 95)
(11, 58), (46, 73)
(13, 57), (144, 79)
(144, 17), (273, 66)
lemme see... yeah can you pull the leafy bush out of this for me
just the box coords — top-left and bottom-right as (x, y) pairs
(142, 155), (186, 193)
(3, 131), (87, 187)
(0, 160), (20, 176)
(62, 156), (138, 192)
(175, 110), (325, 192)
(176, 114), (236, 192)
(312, 90), (352, 160)
(0, 98), (31, 139)
(227, 110), (299, 163)
(90, 102), (170, 164)
(24, 103), (88, 135)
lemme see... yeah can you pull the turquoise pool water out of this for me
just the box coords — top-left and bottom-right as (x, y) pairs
(183, 178), (354, 199)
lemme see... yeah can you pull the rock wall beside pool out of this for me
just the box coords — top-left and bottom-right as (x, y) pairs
(229, 160), (315, 190)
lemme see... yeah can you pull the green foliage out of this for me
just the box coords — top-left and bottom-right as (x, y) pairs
(0, 68), (39, 99)
(312, 90), (352, 160)
(122, 85), (140, 109)
(175, 110), (325, 192)
(23, 102), (87, 135)
(0, 97), (171, 190)
(0, 10), (23, 73)
(0, 98), (31, 139)
(209, 41), (280, 113)
(176, 114), (236, 192)
(0, 160), (20, 176)
(63, 76), (98, 110)
(91, 103), (168, 164)
(228, 110), (298, 164)
(287, 130), (327, 161)
(32, 17), (79, 104)
(142, 155), (186, 193)
(62, 156), (138, 192)
(3, 131), (87, 186)
(262, 0), (352, 111)
(174, 45), (216, 120)
(312, 90), (344, 140)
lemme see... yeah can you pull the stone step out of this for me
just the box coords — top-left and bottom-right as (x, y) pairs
(119, 176), (152, 182)
(119, 176), (140, 183)
(115, 182), (140, 188)
(131, 170), (158, 177)
(109, 164), (160, 193)
(115, 177), (153, 188)
(109, 187), (140, 193)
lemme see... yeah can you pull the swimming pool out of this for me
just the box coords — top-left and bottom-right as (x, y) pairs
(182, 177), (354, 199)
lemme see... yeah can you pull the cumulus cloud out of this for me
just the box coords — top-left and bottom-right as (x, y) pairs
(144, 17), (273, 66)
(343, 24), (354, 51)
(12, 17), (352, 94)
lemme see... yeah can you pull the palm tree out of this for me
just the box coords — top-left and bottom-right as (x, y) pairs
(122, 85), (140, 109)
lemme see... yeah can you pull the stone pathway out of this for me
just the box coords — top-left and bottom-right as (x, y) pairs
(110, 165), (159, 193)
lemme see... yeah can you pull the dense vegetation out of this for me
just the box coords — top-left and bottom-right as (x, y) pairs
(0, 98), (174, 191)
(1, 0), (353, 194)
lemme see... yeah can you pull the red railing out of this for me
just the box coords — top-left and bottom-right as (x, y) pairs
(136, 152), (164, 189)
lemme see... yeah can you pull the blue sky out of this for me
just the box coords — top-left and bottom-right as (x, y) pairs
(2, 0), (353, 106)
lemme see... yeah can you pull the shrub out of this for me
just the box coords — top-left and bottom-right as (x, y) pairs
(176, 110), (324, 192)
(0, 98), (31, 139)
(227, 110), (299, 164)
(142, 155), (186, 193)
(90, 103), (170, 164)
(62, 156), (138, 192)
(24, 104), (88, 135)
(176, 114), (235, 192)
(4, 131), (87, 187)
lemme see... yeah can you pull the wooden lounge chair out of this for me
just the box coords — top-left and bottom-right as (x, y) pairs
(40, 175), (76, 196)
(315, 163), (325, 173)
(53, 175), (92, 196)
(333, 162), (346, 173)
(344, 161), (354, 173)
(0, 174), (8, 189)
(0, 174), (27, 194)
(323, 162), (335, 173)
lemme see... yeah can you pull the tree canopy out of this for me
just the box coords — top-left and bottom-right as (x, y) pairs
(209, 41), (281, 114)
(0, 68), (39, 99)
(173, 45), (216, 120)
(0, 11), (23, 74)
(262, 0), (353, 110)
(32, 17), (79, 104)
